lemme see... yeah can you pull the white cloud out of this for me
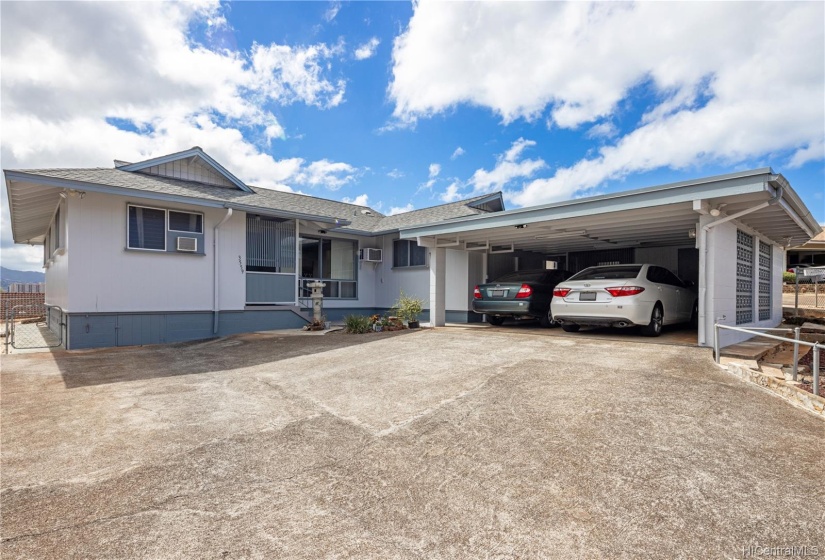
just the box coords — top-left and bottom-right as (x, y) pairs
(354, 37), (380, 60)
(388, 203), (414, 215)
(428, 163), (441, 178)
(439, 181), (463, 203)
(342, 193), (370, 206)
(324, 1), (341, 22)
(451, 146), (465, 159)
(249, 41), (347, 109)
(0, 1), (356, 269)
(295, 160), (358, 190)
(391, 2), (824, 205)
(469, 138), (546, 193)
(387, 168), (404, 179)
(788, 139), (825, 169)
(586, 122), (618, 140)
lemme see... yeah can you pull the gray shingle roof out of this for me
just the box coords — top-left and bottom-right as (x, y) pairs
(8, 167), (503, 235)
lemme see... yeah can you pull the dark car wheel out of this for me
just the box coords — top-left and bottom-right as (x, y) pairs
(641, 303), (663, 337)
(539, 307), (556, 328)
(486, 316), (506, 326)
(561, 324), (580, 333)
(690, 301), (698, 328)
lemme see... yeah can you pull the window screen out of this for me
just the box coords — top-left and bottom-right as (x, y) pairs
(128, 206), (166, 250)
(169, 211), (203, 233)
(393, 239), (426, 267)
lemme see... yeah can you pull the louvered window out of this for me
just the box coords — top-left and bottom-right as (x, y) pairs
(736, 230), (754, 324)
(758, 241), (772, 321)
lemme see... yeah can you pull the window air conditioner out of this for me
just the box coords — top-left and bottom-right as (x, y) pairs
(176, 236), (198, 252)
(359, 248), (382, 262)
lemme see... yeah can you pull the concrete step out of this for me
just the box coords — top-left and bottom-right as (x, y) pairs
(720, 338), (784, 361)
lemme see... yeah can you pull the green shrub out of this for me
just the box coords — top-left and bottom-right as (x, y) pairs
(783, 271), (797, 284)
(343, 314), (371, 334)
(392, 291), (424, 323)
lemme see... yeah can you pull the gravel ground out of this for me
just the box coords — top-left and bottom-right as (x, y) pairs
(1, 328), (823, 559)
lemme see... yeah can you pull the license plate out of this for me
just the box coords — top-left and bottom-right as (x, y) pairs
(490, 289), (506, 297)
(579, 292), (597, 301)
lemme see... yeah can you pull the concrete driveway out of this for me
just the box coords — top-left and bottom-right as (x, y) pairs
(1, 328), (822, 559)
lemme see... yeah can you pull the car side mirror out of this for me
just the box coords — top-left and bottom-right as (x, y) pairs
(684, 280), (695, 288)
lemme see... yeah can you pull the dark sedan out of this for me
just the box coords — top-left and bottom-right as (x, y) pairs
(472, 269), (570, 327)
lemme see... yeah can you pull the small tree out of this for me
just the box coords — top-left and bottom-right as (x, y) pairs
(392, 291), (424, 323)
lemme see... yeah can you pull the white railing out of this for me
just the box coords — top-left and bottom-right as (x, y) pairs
(714, 323), (822, 397)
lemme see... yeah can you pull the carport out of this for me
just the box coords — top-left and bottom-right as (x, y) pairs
(400, 168), (821, 347)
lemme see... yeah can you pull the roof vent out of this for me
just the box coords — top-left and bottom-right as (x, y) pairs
(361, 209), (373, 216)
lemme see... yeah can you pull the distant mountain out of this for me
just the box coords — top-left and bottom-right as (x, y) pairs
(0, 267), (45, 291)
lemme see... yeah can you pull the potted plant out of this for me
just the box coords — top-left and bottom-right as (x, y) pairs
(393, 291), (424, 329)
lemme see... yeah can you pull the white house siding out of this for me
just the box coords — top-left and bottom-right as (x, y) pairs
(44, 198), (69, 310)
(704, 218), (786, 347)
(64, 191), (246, 313)
(371, 234), (430, 310)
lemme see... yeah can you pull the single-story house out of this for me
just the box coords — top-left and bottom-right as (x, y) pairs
(4, 147), (821, 349)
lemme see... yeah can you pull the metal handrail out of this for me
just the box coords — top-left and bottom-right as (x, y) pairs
(714, 323), (822, 397)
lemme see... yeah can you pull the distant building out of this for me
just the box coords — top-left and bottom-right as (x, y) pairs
(8, 283), (46, 293)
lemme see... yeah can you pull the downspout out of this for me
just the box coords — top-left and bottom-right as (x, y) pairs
(213, 208), (233, 334)
(698, 185), (783, 346)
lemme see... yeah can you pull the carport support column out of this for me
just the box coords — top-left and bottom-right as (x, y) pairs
(429, 247), (446, 327)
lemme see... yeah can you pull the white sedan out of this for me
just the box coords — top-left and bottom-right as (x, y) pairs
(550, 264), (698, 337)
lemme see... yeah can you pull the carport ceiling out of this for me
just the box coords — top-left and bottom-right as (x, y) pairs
(5, 179), (62, 244)
(399, 169), (820, 254)
(435, 202), (700, 253)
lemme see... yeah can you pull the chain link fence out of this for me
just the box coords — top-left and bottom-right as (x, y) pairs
(2, 293), (63, 350)
(783, 270), (825, 316)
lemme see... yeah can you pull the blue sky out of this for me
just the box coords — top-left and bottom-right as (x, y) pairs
(1, 1), (823, 270)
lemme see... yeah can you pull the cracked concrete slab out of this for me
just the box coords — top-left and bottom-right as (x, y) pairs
(1, 328), (823, 558)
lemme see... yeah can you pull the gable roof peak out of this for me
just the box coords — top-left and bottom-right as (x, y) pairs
(117, 148), (253, 193)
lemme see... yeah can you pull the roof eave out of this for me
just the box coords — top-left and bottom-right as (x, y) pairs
(398, 169), (781, 238)
(3, 171), (351, 227)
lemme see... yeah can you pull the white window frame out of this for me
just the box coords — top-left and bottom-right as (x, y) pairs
(127, 204), (168, 252)
(168, 210), (204, 234)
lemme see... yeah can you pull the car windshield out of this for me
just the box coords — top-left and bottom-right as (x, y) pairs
(494, 271), (546, 283)
(568, 265), (642, 281)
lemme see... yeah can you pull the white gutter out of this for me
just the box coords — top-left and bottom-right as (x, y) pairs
(698, 185), (783, 346)
(769, 175), (819, 238)
(213, 208), (233, 334)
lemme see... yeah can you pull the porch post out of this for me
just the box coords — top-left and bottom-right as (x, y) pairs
(429, 247), (446, 327)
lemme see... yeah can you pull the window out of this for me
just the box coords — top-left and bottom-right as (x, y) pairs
(53, 207), (60, 251)
(736, 229), (754, 324)
(393, 239), (427, 268)
(646, 266), (683, 287)
(128, 205), (166, 250)
(169, 211), (203, 233)
(299, 236), (358, 299)
(569, 265), (642, 281)
(246, 216), (295, 272)
(758, 240), (772, 320)
(126, 205), (205, 253)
